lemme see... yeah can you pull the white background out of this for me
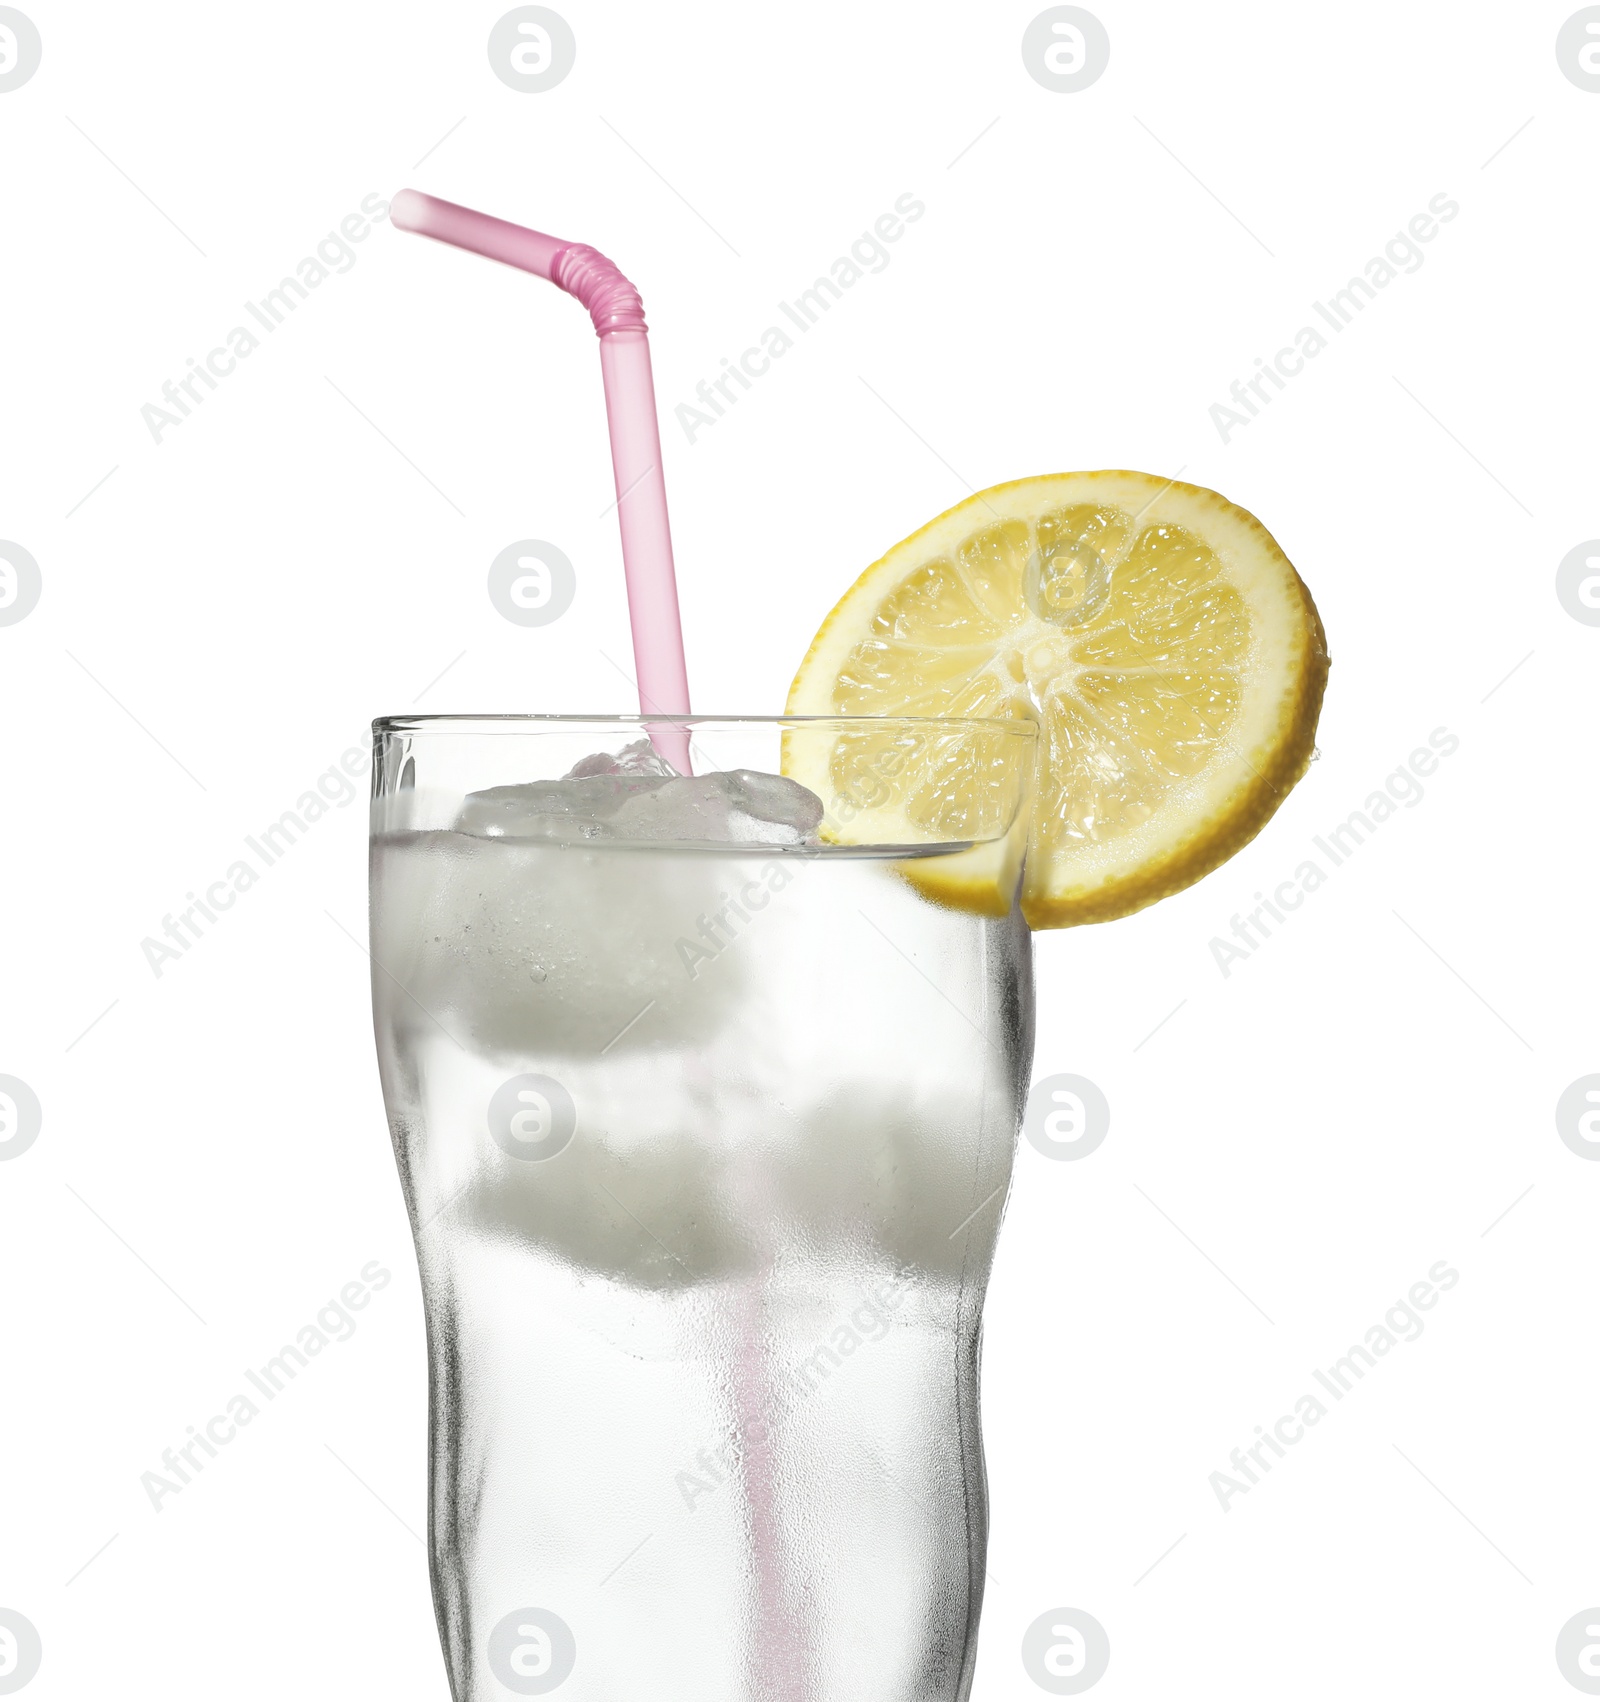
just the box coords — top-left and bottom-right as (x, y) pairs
(1, 2), (1597, 1696)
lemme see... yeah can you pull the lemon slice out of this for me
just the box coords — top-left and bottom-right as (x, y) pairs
(785, 471), (1329, 927)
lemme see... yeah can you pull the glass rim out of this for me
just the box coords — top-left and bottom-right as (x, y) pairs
(372, 712), (1038, 739)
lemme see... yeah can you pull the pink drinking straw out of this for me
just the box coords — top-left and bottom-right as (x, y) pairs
(395, 191), (801, 1681)
(391, 189), (692, 770)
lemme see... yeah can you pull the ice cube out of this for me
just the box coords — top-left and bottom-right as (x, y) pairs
(725, 768), (826, 837)
(609, 770), (824, 846)
(566, 737), (680, 780)
(381, 749), (827, 1064)
(373, 830), (748, 1060)
(453, 746), (825, 848)
(455, 772), (670, 841)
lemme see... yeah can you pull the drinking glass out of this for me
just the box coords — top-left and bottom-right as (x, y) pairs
(369, 714), (1036, 1701)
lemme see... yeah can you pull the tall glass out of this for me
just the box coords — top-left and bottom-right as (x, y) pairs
(368, 715), (1037, 1701)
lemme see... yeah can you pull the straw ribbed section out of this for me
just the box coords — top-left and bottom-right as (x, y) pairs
(551, 243), (648, 337)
